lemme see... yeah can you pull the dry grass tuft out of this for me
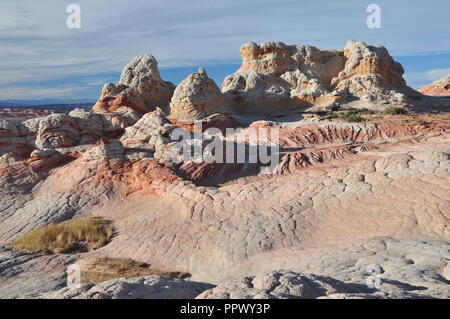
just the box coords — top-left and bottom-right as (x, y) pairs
(12, 217), (113, 254)
(78, 256), (191, 284)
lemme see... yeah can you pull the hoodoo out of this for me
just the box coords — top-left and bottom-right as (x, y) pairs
(168, 67), (231, 121)
(93, 55), (175, 115)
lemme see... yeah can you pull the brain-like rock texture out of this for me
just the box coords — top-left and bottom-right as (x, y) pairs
(35, 114), (80, 149)
(42, 276), (214, 299)
(120, 108), (179, 161)
(0, 106), (146, 178)
(196, 271), (352, 299)
(0, 119), (31, 156)
(169, 68), (231, 121)
(94, 55), (175, 114)
(223, 40), (417, 115)
(420, 74), (450, 97)
(331, 40), (412, 105)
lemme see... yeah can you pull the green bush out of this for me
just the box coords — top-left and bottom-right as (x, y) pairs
(384, 107), (408, 115)
(339, 113), (364, 122)
(319, 108), (377, 123)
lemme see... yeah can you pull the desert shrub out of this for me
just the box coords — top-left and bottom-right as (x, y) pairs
(325, 104), (341, 112)
(319, 108), (376, 122)
(79, 257), (191, 284)
(384, 107), (407, 115)
(12, 217), (113, 254)
(357, 108), (376, 115)
(338, 111), (365, 122)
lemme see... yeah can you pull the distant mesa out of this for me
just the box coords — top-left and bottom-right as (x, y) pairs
(419, 74), (450, 97)
(0, 103), (93, 120)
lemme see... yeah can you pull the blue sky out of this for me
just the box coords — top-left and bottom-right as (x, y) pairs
(0, 0), (449, 101)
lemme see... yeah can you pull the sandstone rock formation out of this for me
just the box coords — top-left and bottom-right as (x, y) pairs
(0, 119), (32, 156)
(223, 40), (417, 115)
(41, 276), (214, 299)
(120, 108), (179, 161)
(168, 67), (231, 121)
(0, 107), (141, 161)
(0, 41), (449, 300)
(1, 112), (449, 299)
(0, 247), (76, 299)
(331, 40), (412, 105)
(93, 55), (175, 114)
(196, 271), (352, 299)
(34, 114), (80, 149)
(420, 74), (450, 97)
(70, 107), (141, 138)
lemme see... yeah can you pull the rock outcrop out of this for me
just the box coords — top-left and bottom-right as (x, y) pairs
(120, 108), (178, 161)
(196, 271), (352, 299)
(0, 119), (32, 156)
(223, 40), (417, 115)
(331, 40), (413, 105)
(0, 107), (143, 174)
(34, 114), (80, 149)
(93, 55), (175, 114)
(41, 276), (214, 299)
(0, 247), (75, 299)
(1, 41), (449, 301)
(420, 74), (450, 97)
(168, 68), (231, 121)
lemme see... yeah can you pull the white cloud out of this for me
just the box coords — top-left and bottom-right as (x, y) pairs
(424, 69), (450, 82)
(404, 68), (450, 89)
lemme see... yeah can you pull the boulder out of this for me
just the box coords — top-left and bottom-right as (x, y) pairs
(120, 108), (196, 162)
(93, 55), (175, 114)
(28, 149), (71, 171)
(169, 67), (231, 121)
(83, 139), (125, 161)
(121, 108), (173, 151)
